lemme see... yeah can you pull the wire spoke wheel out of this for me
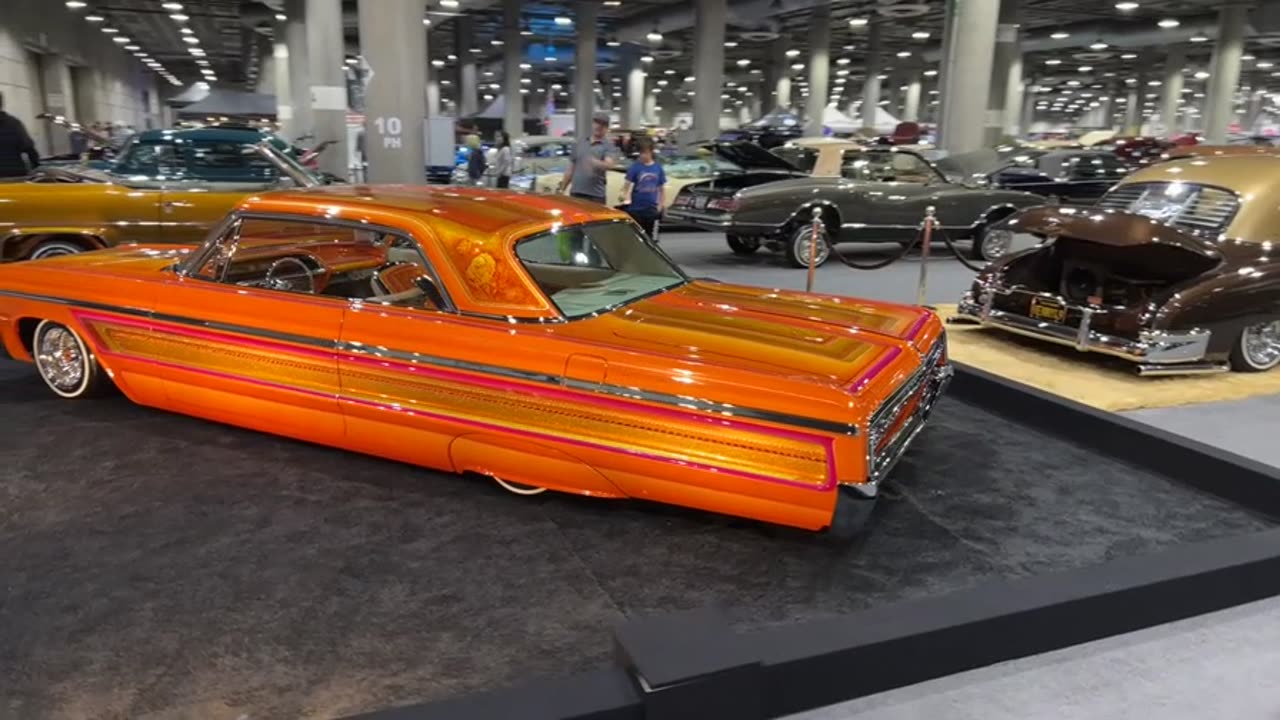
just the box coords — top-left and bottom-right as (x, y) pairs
(977, 227), (1014, 261)
(35, 325), (87, 394)
(1240, 320), (1280, 370)
(791, 225), (831, 268)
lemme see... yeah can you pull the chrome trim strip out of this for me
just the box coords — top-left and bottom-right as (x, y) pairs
(0, 288), (859, 436)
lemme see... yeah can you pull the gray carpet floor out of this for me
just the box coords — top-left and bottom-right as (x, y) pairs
(0, 354), (1270, 718)
(784, 594), (1280, 720)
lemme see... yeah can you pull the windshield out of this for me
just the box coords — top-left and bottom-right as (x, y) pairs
(515, 221), (686, 318)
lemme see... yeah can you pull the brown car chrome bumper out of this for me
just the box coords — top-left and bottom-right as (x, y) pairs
(954, 285), (1211, 366)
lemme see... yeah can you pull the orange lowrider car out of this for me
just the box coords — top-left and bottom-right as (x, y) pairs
(0, 186), (950, 534)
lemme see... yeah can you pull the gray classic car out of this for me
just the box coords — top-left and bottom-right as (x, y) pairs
(665, 144), (1045, 266)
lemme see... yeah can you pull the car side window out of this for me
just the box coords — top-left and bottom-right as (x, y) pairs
(516, 228), (614, 270)
(842, 151), (934, 183)
(190, 217), (448, 310)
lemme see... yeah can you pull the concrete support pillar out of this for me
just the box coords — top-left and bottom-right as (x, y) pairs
(1160, 49), (1185, 138)
(272, 22), (294, 139)
(1204, 4), (1247, 144)
(1245, 90), (1265, 133)
(1123, 84), (1140, 133)
(1021, 82), (1036, 131)
(861, 22), (882, 131)
(425, 26), (441, 116)
(40, 57), (70, 155)
(1002, 54), (1024, 136)
(935, 0), (959, 144)
(623, 48), (645, 128)
(502, 0), (522, 138)
(984, 0), (1019, 145)
(770, 39), (792, 110)
(903, 76), (922, 122)
(940, 0), (999, 153)
(643, 92), (657, 125)
(749, 90), (762, 118)
(284, 0), (311, 140)
(693, 0), (727, 140)
(804, 3), (831, 138)
(573, 1), (599, 140)
(456, 16), (478, 117)
(306, 0), (349, 177)
(358, 0), (426, 183)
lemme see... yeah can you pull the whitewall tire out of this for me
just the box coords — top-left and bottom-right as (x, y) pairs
(33, 320), (107, 398)
(787, 223), (832, 269)
(29, 239), (84, 261)
(1231, 320), (1280, 372)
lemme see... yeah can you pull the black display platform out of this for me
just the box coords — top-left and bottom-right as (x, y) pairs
(342, 365), (1280, 720)
(0, 357), (1275, 718)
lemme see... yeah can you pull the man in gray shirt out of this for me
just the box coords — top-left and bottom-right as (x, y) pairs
(558, 112), (616, 203)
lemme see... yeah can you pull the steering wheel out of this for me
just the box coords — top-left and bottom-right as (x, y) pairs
(263, 256), (316, 293)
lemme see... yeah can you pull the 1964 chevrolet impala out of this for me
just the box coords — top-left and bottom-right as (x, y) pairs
(0, 185), (950, 534)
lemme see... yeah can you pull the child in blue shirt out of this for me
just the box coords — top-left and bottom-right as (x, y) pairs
(619, 138), (667, 241)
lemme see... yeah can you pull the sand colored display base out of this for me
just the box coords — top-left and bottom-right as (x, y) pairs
(936, 304), (1280, 412)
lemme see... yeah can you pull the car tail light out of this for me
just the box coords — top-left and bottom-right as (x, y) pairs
(707, 197), (739, 212)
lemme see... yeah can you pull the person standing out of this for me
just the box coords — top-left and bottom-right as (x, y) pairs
(464, 133), (487, 185)
(0, 93), (39, 177)
(619, 138), (666, 241)
(494, 131), (514, 189)
(558, 112), (616, 203)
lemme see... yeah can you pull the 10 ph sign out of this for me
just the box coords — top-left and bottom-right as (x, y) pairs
(374, 116), (402, 149)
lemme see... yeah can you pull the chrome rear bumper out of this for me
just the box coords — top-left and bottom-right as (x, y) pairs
(954, 285), (1212, 366)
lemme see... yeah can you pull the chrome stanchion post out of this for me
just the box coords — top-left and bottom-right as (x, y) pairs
(916, 206), (935, 307)
(806, 206), (822, 293)
(652, 217), (661, 244)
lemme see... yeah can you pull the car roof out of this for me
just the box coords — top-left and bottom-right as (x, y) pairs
(243, 184), (626, 239)
(1124, 155), (1280, 240)
(241, 185), (630, 318)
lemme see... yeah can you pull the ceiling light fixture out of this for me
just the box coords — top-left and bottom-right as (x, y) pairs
(276, 13), (287, 21)
(439, 0), (459, 7)
(646, 28), (663, 43)
(180, 27), (193, 34)
(924, 69), (938, 76)
(836, 57), (851, 65)
(554, 16), (572, 25)
(170, 13), (189, 21)
(848, 17), (869, 27)
(606, 38), (620, 46)
(640, 54), (654, 62)
(1115, 1), (1139, 10)
(124, 45), (140, 51)
(519, 62), (531, 69)
(491, 39), (503, 45)
(182, 36), (199, 44)
(1078, 65), (1093, 71)
(1044, 59), (1062, 65)
(65, 0), (87, 8)
(896, 50), (911, 57)
(1120, 52), (1137, 59)
(1258, 61), (1275, 69)
(1189, 34), (1208, 42)
(85, 14), (104, 21)
(1157, 18), (1179, 28)
(431, 59), (445, 67)
(113, 36), (130, 43)
(912, 31), (931, 39)
(101, 26), (119, 33)
(790, 62), (803, 70)
(1050, 31), (1070, 39)
(1089, 41), (1108, 50)
(162, 2), (183, 10)
(736, 58), (750, 66)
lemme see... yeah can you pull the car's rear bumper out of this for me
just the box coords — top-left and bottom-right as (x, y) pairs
(955, 285), (1212, 367)
(663, 208), (781, 233)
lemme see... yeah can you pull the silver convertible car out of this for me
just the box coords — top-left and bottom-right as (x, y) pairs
(665, 144), (1045, 266)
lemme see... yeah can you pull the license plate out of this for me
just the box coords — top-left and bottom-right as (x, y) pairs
(673, 195), (691, 207)
(1029, 297), (1067, 323)
(693, 196), (709, 209)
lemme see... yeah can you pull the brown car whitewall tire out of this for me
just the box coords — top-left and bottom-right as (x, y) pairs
(1230, 320), (1280, 372)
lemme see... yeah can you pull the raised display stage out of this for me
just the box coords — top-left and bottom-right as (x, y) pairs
(0, 356), (1273, 719)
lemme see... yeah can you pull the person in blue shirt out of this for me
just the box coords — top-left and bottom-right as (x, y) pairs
(619, 138), (667, 241)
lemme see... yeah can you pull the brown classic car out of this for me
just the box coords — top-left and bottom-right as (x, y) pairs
(955, 154), (1280, 375)
(0, 127), (316, 261)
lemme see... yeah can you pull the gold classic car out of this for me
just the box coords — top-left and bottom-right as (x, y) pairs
(0, 127), (318, 261)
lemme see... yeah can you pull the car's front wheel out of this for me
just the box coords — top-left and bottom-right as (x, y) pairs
(970, 224), (1014, 262)
(32, 320), (109, 398)
(1230, 320), (1280, 372)
(786, 223), (832, 268)
(726, 235), (760, 255)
